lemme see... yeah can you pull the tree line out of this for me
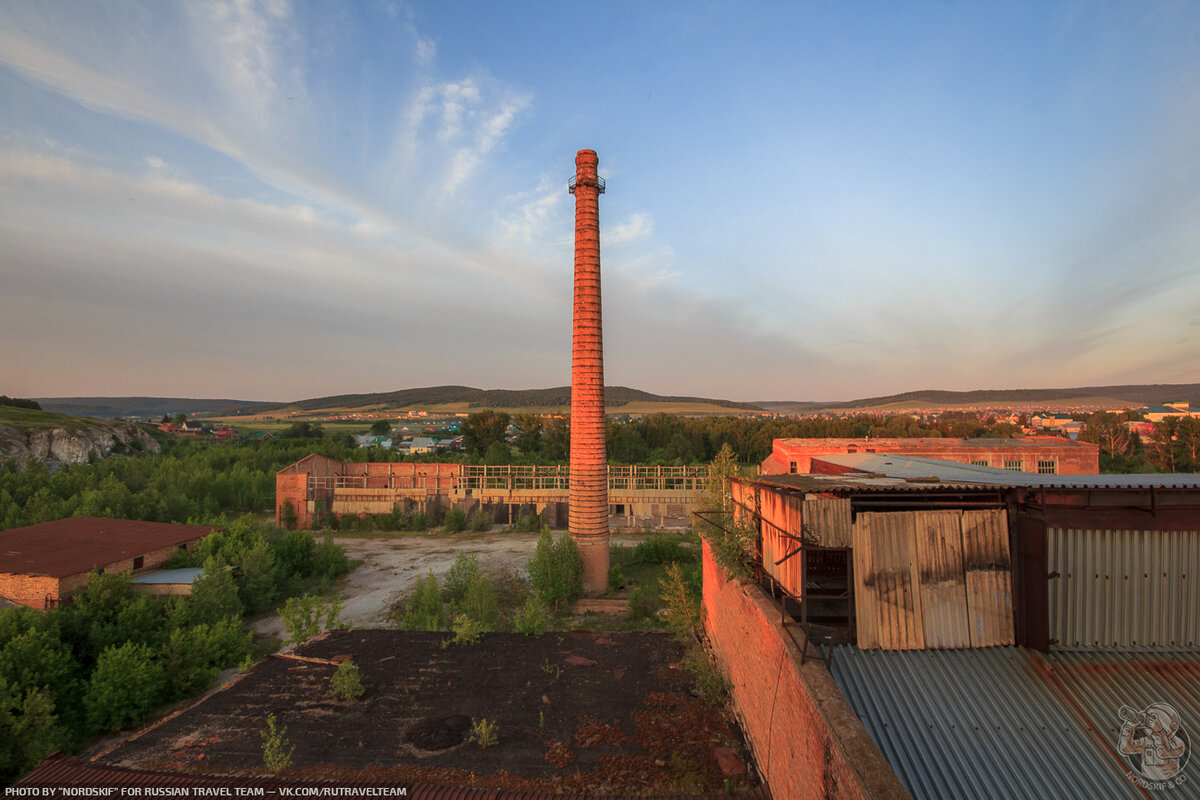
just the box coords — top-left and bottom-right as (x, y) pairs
(457, 410), (1023, 465)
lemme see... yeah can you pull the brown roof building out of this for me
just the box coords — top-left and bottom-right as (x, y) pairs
(0, 517), (216, 609)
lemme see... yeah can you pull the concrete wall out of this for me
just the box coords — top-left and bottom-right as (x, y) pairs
(701, 540), (910, 800)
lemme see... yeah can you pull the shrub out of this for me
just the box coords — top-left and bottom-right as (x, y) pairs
(626, 585), (655, 621)
(449, 614), (482, 646)
(313, 534), (351, 580)
(404, 511), (427, 532)
(261, 713), (294, 773)
(460, 573), (499, 630)
(188, 560), (243, 625)
(329, 659), (364, 701)
(683, 647), (730, 706)
(467, 507), (491, 532)
(444, 505), (467, 532)
(512, 511), (541, 532)
(608, 562), (626, 591)
(512, 595), (549, 636)
(443, 553), (480, 605)
(280, 594), (346, 646)
(658, 562), (702, 642)
(528, 530), (583, 606)
(402, 573), (445, 631)
(632, 535), (695, 565)
(469, 717), (498, 748)
(85, 642), (166, 733)
(279, 500), (298, 531)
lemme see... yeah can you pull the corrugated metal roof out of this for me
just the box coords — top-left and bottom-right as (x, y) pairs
(749, 473), (1001, 495)
(130, 567), (205, 585)
(829, 645), (1200, 800)
(817, 454), (1200, 490)
(0, 517), (217, 578)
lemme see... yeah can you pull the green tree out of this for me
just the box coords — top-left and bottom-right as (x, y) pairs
(329, 659), (364, 701)
(279, 594), (346, 646)
(186, 556), (242, 623)
(369, 419), (393, 436)
(1081, 411), (1134, 460)
(513, 413), (544, 456)
(483, 440), (511, 465)
(461, 410), (511, 459)
(401, 573), (445, 631)
(1146, 418), (1181, 472)
(694, 443), (755, 579)
(85, 642), (166, 733)
(527, 530), (582, 606)
(0, 681), (63, 783)
(235, 539), (279, 614)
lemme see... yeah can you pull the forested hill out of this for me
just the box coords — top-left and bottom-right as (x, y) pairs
(37, 396), (275, 419)
(251, 385), (765, 413)
(762, 383), (1200, 411)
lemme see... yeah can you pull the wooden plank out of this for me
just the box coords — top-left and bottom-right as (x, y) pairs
(962, 509), (1015, 647)
(912, 510), (971, 649)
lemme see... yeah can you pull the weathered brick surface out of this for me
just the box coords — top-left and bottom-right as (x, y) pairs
(702, 541), (910, 800)
(0, 573), (59, 609)
(569, 148), (609, 593)
(0, 540), (193, 609)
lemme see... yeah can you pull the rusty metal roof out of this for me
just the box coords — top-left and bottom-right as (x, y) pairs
(830, 645), (1200, 800)
(747, 472), (1003, 495)
(18, 753), (773, 800)
(0, 517), (216, 578)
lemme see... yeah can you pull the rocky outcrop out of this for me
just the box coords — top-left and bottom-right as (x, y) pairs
(0, 421), (160, 469)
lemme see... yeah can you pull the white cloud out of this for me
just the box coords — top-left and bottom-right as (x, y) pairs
(605, 212), (654, 245)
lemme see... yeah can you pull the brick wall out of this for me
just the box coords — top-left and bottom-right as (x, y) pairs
(702, 540), (909, 800)
(0, 573), (60, 609)
(0, 540), (195, 609)
(276, 473), (310, 528)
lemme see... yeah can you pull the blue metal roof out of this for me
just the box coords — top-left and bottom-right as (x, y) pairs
(830, 645), (1200, 800)
(130, 567), (204, 585)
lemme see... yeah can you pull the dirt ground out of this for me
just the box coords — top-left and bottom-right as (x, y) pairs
(99, 629), (753, 795)
(254, 532), (650, 638)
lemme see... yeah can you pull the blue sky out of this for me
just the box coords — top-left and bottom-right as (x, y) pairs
(2, 1), (1198, 403)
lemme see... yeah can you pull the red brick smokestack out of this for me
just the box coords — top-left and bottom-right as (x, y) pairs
(568, 149), (609, 595)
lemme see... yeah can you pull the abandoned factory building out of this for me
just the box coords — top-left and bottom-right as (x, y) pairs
(705, 455), (1200, 799)
(275, 454), (704, 531)
(761, 436), (1099, 477)
(0, 517), (216, 609)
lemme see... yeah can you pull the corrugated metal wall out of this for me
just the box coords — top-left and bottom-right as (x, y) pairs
(1048, 528), (1200, 648)
(753, 489), (851, 597)
(854, 510), (1014, 650)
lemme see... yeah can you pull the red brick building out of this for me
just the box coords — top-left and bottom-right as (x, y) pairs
(761, 436), (1098, 476)
(0, 517), (216, 609)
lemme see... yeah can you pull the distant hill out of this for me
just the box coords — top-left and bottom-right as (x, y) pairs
(759, 383), (1200, 413)
(36, 397), (277, 419)
(245, 385), (765, 415)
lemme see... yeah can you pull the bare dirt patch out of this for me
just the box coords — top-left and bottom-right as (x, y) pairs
(100, 629), (753, 795)
(255, 532), (649, 638)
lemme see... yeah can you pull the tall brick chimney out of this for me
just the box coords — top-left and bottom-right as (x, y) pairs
(568, 149), (609, 595)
